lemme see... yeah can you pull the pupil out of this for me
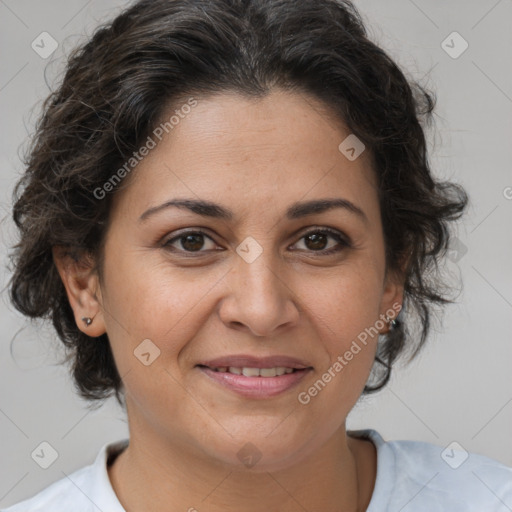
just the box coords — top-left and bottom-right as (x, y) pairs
(306, 233), (327, 250)
(182, 234), (204, 251)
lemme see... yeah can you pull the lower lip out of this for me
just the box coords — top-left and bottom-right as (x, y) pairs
(198, 366), (312, 398)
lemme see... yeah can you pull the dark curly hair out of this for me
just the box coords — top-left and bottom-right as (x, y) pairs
(9, 0), (468, 407)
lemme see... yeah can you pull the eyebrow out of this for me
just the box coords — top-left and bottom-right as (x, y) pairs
(139, 197), (368, 224)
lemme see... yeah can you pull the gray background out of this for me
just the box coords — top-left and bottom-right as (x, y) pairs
(1, 0), (511, 507)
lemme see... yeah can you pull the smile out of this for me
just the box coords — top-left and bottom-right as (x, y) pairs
(197, 364), (311, 398)
(206, 366), (297, 376)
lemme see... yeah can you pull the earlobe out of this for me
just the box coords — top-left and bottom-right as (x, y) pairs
(379, 269), (405, 334)
(52, 246), (106, 337)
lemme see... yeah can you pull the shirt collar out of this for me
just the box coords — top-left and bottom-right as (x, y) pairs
(89, 438), (129, 511)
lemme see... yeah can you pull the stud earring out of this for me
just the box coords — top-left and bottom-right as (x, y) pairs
(81, 317), (93, 327)
(385, 316), (398, 330)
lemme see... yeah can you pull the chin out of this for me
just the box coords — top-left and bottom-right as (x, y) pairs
(198, 426), (318, 473)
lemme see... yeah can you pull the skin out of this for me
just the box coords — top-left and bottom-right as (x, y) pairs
(54, 88), (404, 512)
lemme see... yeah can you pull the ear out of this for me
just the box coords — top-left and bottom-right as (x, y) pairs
(378, 259), (407, 334)
(52, 246), (106, 337)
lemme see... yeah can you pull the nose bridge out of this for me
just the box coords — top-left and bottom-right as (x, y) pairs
(221, 236), (298, 336)
(234, 238), (285, 305)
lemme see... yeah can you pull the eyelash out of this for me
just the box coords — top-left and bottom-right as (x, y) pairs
(162, 227), (351, 257)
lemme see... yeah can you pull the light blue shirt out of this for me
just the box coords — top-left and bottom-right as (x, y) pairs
(2, 429), (511, 511)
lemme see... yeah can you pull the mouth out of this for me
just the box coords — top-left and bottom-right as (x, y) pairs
(195, 356), (313, 398)
(197, 365), (301, 377)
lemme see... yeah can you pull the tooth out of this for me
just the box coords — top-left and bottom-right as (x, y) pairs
(224, 366), (297, 376)
(242, 367), (261, 377)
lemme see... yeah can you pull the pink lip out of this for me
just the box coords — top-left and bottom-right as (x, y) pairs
(198, 366), (312, 398)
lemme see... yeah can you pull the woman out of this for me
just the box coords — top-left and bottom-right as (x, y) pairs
(4, 0), (511, 510)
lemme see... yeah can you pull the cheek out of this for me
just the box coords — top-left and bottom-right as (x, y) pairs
(297, 264), (383, 394)
(305, 262), (383, 340)
(100, 251), (220, 365)
(294, 286), (379, 426)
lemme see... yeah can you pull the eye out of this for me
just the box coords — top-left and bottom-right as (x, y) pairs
(162, 230), (218, 254)
(291, 228), (351, 255)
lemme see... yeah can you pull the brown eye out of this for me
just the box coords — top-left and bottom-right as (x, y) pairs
(163, 230), (218, 253)
(293, 229), (351, 255)
(304, 232), (329, 251)
(180, 233), (206, 251)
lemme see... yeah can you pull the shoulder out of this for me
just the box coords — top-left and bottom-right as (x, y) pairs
(1, 465), (96, 512)
(1, 439), (128, 512)
(352, 429), (512, 512)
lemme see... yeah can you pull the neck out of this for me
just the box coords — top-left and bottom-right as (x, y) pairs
(108, 423), (376, 512)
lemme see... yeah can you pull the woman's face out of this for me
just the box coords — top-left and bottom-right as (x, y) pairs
(93, 89), (403, 470)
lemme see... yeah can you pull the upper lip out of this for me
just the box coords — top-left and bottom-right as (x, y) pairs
(197, 355), (312, 370)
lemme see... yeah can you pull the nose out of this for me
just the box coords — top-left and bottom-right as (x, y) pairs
(218, 250), (300, 337)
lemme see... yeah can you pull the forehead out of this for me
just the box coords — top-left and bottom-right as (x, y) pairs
(111, 89), (379, 224)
